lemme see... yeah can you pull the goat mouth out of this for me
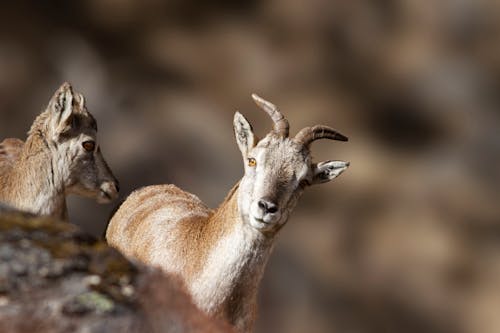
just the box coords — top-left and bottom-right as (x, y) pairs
(251, 217), (275, 226)
(254, 213), (280, 223)
(99, 190), (113, 202)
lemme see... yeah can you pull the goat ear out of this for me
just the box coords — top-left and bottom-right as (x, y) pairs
(312, 160), (349, 185)
(234, 112), (255, 156)
(48, 82), (76, 135)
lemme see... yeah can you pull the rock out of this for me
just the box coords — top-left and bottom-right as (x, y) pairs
(0, 210), (234, 333)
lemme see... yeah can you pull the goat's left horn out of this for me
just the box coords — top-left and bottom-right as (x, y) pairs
(252, 94), (289, 138)
(294, 125), (348, 147)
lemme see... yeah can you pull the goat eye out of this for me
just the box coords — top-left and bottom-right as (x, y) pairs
(82, 141), (95, 152)
(248, 158), (257, 167)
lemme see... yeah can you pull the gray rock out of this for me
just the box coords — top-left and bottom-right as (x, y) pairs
(0, 210), (234, 333)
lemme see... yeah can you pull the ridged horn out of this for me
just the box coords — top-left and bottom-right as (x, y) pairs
(251, 94), (289, 137)
(294, 125), (348, 147)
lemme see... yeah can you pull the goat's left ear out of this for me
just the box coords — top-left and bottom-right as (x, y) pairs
(48, 82), (77, 136)
(312, 160), (349, 184)
(234, 112), (255, 157)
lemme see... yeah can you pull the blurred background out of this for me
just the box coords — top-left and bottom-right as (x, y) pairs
(0, 1), (499, 332)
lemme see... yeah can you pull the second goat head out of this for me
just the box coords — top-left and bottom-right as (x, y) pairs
(0, 82), (119, 220)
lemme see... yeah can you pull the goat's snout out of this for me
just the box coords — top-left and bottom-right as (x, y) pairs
(251, 197), (281, 227)
(258, 199), (278, 214)
(98, 180), (119, 203)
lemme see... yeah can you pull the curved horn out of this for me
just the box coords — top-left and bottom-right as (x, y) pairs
(251, 94), (289, 137)
(294, 125), (348, 147)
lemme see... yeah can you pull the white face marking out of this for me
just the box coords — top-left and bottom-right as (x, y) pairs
(233, 108), (349, 235)
(238, 136), (311, 232)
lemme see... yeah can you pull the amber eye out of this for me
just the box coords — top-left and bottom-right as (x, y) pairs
(248, 158), (257, 167)
(82, 141), (95, 152)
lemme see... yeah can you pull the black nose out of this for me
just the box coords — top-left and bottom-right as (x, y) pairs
(258, 199), (278, 214)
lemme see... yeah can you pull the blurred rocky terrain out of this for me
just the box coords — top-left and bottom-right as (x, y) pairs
(0, 1), (499, 332)
(0, 206), (233, 333)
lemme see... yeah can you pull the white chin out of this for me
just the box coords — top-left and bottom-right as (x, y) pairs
(249, 217), (274, 231)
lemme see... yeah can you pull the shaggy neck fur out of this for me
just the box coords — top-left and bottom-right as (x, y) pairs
(0, 116), (68, 220)
(189, 183), (275, 331)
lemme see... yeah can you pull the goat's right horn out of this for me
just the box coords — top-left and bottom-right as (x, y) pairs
(294, 125), (348, 148)
(251, 94), (289, 138)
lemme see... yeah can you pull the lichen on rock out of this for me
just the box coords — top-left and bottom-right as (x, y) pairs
(0, 209), (234, 333)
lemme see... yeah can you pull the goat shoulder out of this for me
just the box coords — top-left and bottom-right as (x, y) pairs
(107, 184), (213, 273)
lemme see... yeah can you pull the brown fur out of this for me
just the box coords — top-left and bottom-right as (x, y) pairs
(108, 184), (237, 278)
(0, 131), (66, 217)
(0, 83), (118, 220)
(176, 183), (240, 280)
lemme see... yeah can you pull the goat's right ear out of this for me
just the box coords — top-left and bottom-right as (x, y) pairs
(311, 160), (349, 185)
(48, 82), (76, 136)
(234, 112), (255, 156)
